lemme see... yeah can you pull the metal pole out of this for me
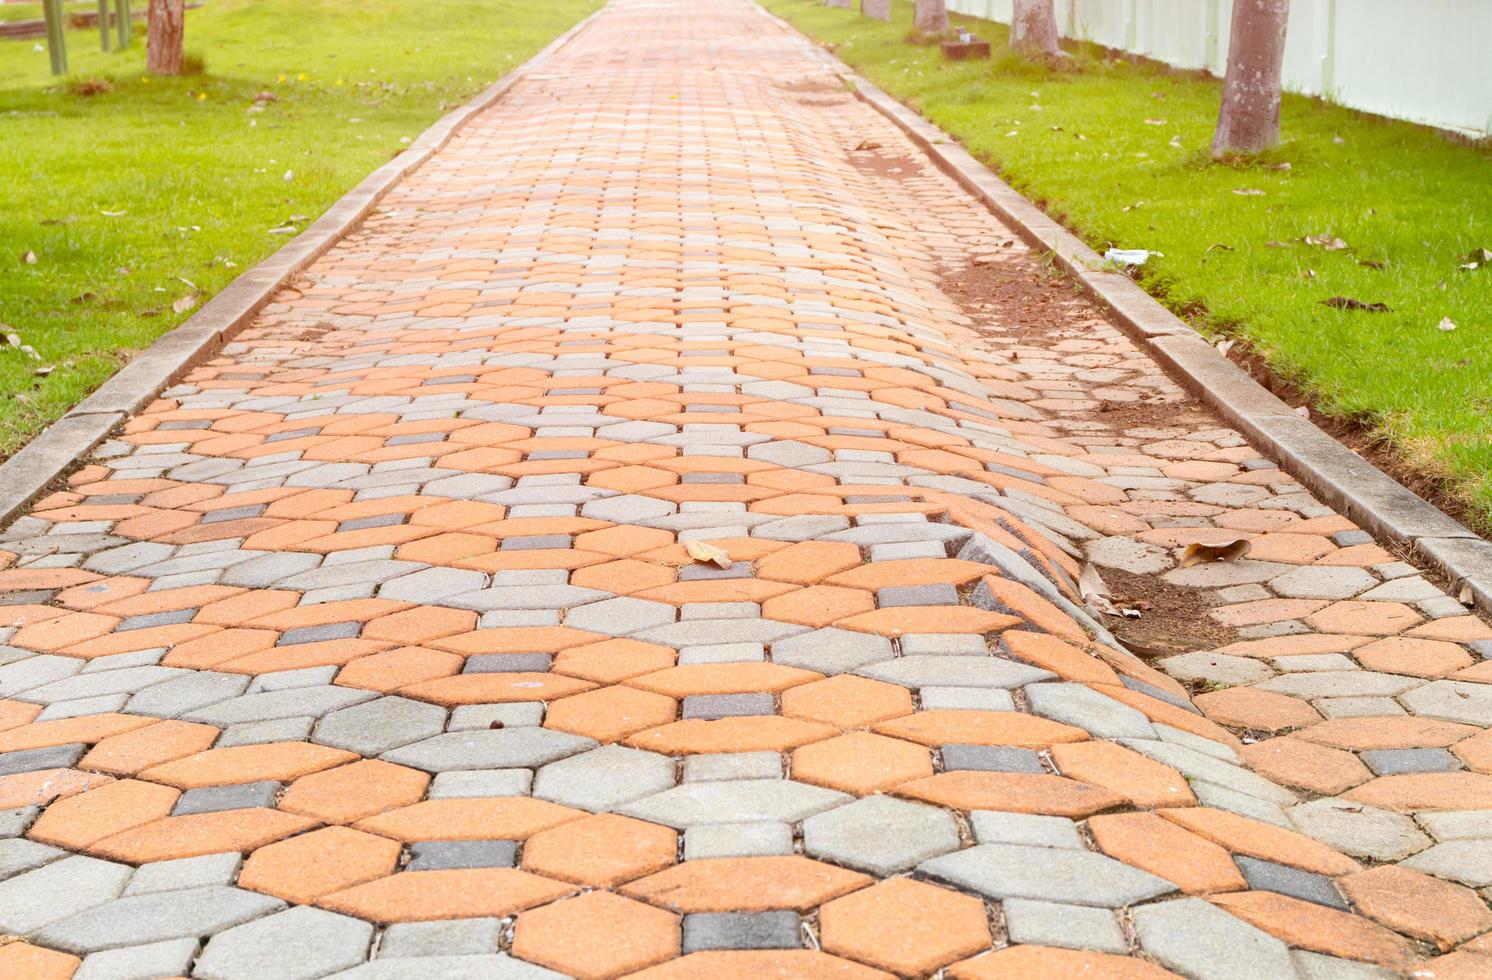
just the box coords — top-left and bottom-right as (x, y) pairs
(98, 0), (111, 51)
(116, 0), (131, 48)
(43, 0), (68, 75)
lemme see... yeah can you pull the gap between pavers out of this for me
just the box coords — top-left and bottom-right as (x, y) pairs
(0, 2), (608, 527)
(754, 1), (1492, 618)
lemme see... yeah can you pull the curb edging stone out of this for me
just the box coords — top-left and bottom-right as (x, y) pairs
(762, 7), (1492, 616)
(0, 3), (606, 527)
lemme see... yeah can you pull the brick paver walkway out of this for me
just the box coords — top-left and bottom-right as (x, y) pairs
(2, 0), (1491, 976)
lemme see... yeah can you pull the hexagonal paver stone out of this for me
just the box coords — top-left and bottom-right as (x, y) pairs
(195, 906), (373, 979)
(918, 843), (1175, 908)
(378, 568), (488, 603)
(34, 885), (285, 955)
(770, 628), (893, 675)
(1402, 681), (1492, 726)
(1132, 897), (1297, 980)
(325, 954), (567, 979)
(1269, 566), (1377, 600)
(314, 697), (447, 756)
(1002, 899), (1127, 954)
(183, 687), (377, 726)
(1286, 799), (1430, 862)
(0, 855), (132, 934)
(76, 938), (198, 980)
(1158, 653), (1273, 689)
(0, 839), (64, 881)
(564, 597), (676, 636)
(857, 656), (1053, 690)
(1023, 683), (1156, 739)
(532, 745), (675, 811)
(1402, 840), (1492, 887)
(803, 796), (960, 876)
(619, 779), (850, 830)
(174, 781), (280, 816)
(381, 729), (596, 772)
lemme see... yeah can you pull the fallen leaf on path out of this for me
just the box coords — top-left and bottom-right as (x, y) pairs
(1232, 188), (1265, 196)
(1321, 296), (1391, 313)
(1438, 317), (1457, 332)
(853, 139), (881, 151)
(172, 294), (199, 315)
(1358, 259), (1386, 270)
(99, 209), (127, 217)
(1205, 243), (1234, 255)
(684, 539), (731, 569)
(1078, 563), (1118, 616)
(21, 250), (37, 265)
(1215, 338), (1235, 358)
(1180, 539), (1251, 568)
(1304, 235), (1349, 251)
(1104, 248), (1162, 267)
(1294, 406), (1310, 418)
(34, 365), (53, 377)
(1460, 247), (1491, 271)
(1143, 118), (1167, 126)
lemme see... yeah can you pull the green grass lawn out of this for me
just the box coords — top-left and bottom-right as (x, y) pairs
(765, 0), (1492, 529)
(0, 0), (598, 457)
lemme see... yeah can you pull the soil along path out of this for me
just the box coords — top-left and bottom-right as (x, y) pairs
(0, 0), (1489, 975)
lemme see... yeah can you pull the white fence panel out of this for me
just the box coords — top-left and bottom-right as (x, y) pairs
(944, 0), (1492, 136)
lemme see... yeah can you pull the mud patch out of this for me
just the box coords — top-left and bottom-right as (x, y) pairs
(1096, 566), (1238, 658)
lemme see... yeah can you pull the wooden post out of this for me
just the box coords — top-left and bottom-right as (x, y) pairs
(116, 0), (132, 48)
(98, 0), (112, 51)
(42, 0), (68, 75)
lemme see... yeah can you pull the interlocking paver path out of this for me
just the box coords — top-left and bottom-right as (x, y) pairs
(2, 0), (1491, 976)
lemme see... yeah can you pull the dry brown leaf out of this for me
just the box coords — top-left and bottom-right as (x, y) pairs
(1180, 540), (1251, 568)
(684, 539), (731, 569)
(172, 294), (199, 315)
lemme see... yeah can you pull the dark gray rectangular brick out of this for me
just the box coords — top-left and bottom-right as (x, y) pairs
(682, 911), (800, 952)
(1235, 856), (1347, 910)
(278, 622), (362, 646)
(0, 743), (87, 776)
(465, 654), (553, 674)
(941, 744), (1044, 774)
(682, 693), (774, 720)
(173, 781), (281, 816)
(500, 535), (572, 551)
(407, 840), (517, 871)
(118, 609), (199, 632)
(202, 506), (267, 525)
(878, 584), (959, 607)
(338, 514), (405, 532)
(678, 564), (752, 582)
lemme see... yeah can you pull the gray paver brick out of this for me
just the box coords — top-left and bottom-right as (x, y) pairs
(1023, 682), (1157, 739)
(0, 854), (132, 934)
(75, 938), (198, 980)
(382, 728), (596, 772)
(124, 671), (251, 719)
(682, 752), (781, 782)
(1286, 799), (1429, 862)
(919, 843), (1174, 908)
(1401, 680), (1492, 725)
(0, 838), (64, 882)
(173, 781), (280, 816)
(0, 742), (87, 776)
(532, 744), (675, 811)
(125, 852), (243, 896)
(1234, 855), (1347, 910)
(1401, 840), (1492, 887)
(429, 769), (533, 799)
(920, 687), (1016, 711)
(802, 796), (959, 875)
(407, 840), (517, 871)
(324, 953), (567, 979)
(1360, 747), (1461, 774)
(378, 918), (501, 958)
(620, 779), (849, 830)
(856, 655), (1053, 690)
(770, 628), (893, 674)
(941, 744), (1043, 773)
(447, 703), (546, 730)
(681, 692), (774, 720)
(314, 696), (448, 755)
(1002, 898), (1127, 954)
(195, 905), (373, 979)
(35, 885), (284, 955)
(683, 822), (794, 860)
(968, 811), (1083, 849)
(1133, 898), (1299, 980)
(682, 911), (799, 952)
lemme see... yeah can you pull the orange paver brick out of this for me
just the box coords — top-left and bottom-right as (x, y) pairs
(1049, 741), (1197, 809)
(627, 716), (835, 755)
(1343, 772), (1492, 811)
(780, 675), (913, 729)
(78, 720), (221, 776)
(27, 778), (181, 849)
(140, 742), (357, 788)
(792, 731), (932, 794)
(521, 812), (678, 887)
(353, 797), (582, 842)
(1193, 686), (1322, 733)
(544, 685), (678, 742)
(1338, 866), (1492, 951)
(1238, 737), (1373, 795)
(1089, 812), (1245, 894)
(1157, 808), (1361, 876)
(90, 807), (318, 863)
(513, 891), (681, 979)
(875, 709), (1087, 749)
(239, 826), (401, 905)
(0, 942), (81, 980)
(278, 759), (430, 824)
(897, 771), (1125, 817)
(621, 856), (872, 913)
(819, 877), (992, 976)
(1208, 892), (1415, 968)
(627, 951), (894, 979)
(320, 868), (574, 922)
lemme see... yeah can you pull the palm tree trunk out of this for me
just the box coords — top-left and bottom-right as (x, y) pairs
(914, 0), (948, 36)
(146, 0), (183, 75)
(1010, 0), (1063, 58)
(1212, 0), (1290, 156)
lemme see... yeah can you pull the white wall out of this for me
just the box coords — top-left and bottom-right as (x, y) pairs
(946, 0), (1492, 137)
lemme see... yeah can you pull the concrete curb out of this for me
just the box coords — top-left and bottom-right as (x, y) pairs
(0, 4), (606, 528)
(764, 7), (1492, 616)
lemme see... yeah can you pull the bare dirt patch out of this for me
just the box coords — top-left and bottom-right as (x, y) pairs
(941, 254), (1091, 336)
(1096, 567), (1238, 659)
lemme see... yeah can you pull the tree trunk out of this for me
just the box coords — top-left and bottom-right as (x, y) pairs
(1212, 0), (1290, 157)
(861, 0), (890, 21)
(914, 0), (948, 36)
(146, 0), (183, 75)
(1010, 0), (1063, 58)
